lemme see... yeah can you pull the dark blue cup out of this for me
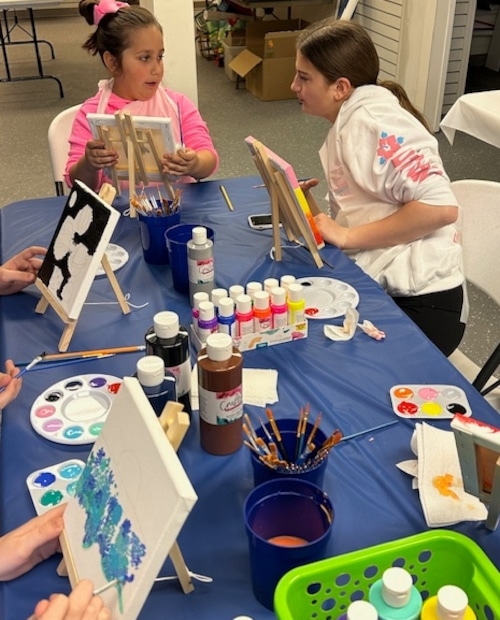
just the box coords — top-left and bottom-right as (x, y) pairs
(243, 478), (334, 610)
(138, 209), (181, 264)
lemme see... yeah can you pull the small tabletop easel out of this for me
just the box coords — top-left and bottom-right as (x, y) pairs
(250, 140), (324, 268)
(57, 401), (194, 594)
(35, 184), (130, 352)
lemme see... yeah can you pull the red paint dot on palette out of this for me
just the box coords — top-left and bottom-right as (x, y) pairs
(397, 401), (418, 415)
(268, 535), (308, 547)
(305, 307), (320, 316)
(107, 382), (122, 394)
(394, 387), (414, 399)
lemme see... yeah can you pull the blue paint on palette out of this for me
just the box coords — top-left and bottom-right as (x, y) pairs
(74, 447), (147, 611)
(34, 471), (57, 487)
(59, 462), (84, 479)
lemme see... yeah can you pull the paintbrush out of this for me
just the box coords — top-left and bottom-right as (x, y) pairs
(340, 420), (398, 442)
(0, 352), (45, 393)
(29, 354), (114, 372)
(265, 408), (289, 462)
(93, 578), (121, 596)
(16, 345), (145, 366)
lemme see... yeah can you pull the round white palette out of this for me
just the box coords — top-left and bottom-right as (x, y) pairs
(95, 243), (129, 277)
(296, 277), (360, 319)
(30, 374), (122, 445)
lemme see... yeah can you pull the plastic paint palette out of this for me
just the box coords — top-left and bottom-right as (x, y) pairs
(30, 374), (122, 445)
(389, 384), (472, 419)
(26, 459), (86, 515)
(95, 243), (129, 277)
(295, 277), (359, 319)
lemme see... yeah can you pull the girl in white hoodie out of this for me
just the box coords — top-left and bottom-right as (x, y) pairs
(293, 19), (465, 357)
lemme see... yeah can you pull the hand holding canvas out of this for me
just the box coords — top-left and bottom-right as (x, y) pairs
(85, 140), (119, 172)
(0, 246), (47, 295)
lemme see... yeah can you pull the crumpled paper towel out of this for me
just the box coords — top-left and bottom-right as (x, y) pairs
(324, 307), (385, 342)
(190, 365), (278, 411)
(396, 422), (487, 527)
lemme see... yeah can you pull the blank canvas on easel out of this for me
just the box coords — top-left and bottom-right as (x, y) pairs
(62, 377), (198, 619)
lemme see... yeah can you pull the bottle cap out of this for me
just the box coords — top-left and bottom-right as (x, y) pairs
(198, 300), (215, 321)
(253, 290), (270, 310)
(193, 291), (209, 310)
(192, 226), (207, 245)
(280, 274), (296, 289)
(263, 277), (279, 293)
(347, 600), (378, 620)
(236, 294), (252, 314)
(246, 281), (263, 298)
(287, 283), (304, 303)
(437, 585), (469, 619)
(218, 296), (235, 318)
(229, 284), (245, 301)
(381, 567), (412, 608)
(136, 355), (164, 387)
(271, 286), (286, 306)
(206, 333), (233, 361)
(211, 288), (228, 308)
(153, 311), (179, 339)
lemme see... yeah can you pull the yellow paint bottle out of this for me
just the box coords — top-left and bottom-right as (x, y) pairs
(420, 585), (476, 620)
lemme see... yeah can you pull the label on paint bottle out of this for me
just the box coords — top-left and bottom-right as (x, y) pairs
(198, 383), (243, 425)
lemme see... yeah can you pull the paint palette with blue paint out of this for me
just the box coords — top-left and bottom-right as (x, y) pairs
(26, 459), (86, 515)
(30, 374), (122, 445)
(389, 384), (472, 419)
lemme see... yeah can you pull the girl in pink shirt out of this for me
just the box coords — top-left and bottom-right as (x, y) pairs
(66, 0), (219, 192)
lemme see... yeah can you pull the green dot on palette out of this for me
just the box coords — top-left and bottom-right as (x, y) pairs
(40, 489), (64, 507)
(421, 401), (442, 416)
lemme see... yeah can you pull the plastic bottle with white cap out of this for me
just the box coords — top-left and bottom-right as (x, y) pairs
(263, 277), (279, 294)
(253, 290), (272, 331)
(197, 332), (243, 455)
(197, 300), (218, 344)
(287, 282), (306, 324)
(270, 286), (288, 327)
(235, 294), (254, 336)
(338, 600), (379, 620)
(246, 281), (263, 301)
(145, 311), (192, 415)
(187, 226), (215, 305)
(368, 567), (422, 620)
(135, 355), (177, 417)
(217, 296), (236, 336)
(192, 291), (209, 336)
(420, 585), (476, 620)
(211, 287), (228, 313)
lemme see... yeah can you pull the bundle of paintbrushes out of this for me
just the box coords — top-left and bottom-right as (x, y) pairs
(131, 187), (182, 216)
(243, 407), (343, 473)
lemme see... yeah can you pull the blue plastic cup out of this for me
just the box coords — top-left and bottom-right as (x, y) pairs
(243, 478), (334, 611)
(138, 208), (180, 265)
(165, 223), (215, 294)
(250, 418), (329, 488)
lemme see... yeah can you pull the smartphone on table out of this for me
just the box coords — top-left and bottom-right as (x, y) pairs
(247, 214), (282, 230)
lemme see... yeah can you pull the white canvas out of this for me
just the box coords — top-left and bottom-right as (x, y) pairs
(37, 180), (120, 320)
(63, 377), (198, 620)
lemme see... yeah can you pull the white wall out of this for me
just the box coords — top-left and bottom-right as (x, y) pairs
(141, 0), (198, 106)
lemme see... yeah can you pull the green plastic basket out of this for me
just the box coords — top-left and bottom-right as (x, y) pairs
(274, 530), (500, 619)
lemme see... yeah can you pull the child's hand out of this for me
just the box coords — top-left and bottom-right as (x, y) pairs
(0, 360), (21, 410)
(29, 579), (111, 620)
(314, 213), (349, 249)
(84, 140), (118, 171)
(162, 148), (198, 177)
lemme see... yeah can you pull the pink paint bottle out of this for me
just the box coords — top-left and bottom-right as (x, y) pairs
(271, 286), (288, 327)
(253, 290), (272, 332)
(192, 291), (209, 336)
(235, 294), (254, 336)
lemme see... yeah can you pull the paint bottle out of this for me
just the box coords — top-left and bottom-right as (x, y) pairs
(211, 287), (228, 313)
(192, 291), (209, 336)
(270, 286), (288, 327)
(145, 311), (192, 416)
(287, 282), (306, 324)
(246, 281), (263, 301)
(338, 600), (379, 620)
(253, 290), (272, 332)
(369, 567), (422, 620)
(197, 332), (243, 455)
(263, 277), (279, 294)
(197, 300), (218, 344)
(135, 355), (177, 417)
(217, 296), (236, 336)
(235, 294), (254, 336)
(420, 585), (476, 620)
(280, 274), (296, 291)
(229, 284), (245, 302)
(187, 226), (215, 305)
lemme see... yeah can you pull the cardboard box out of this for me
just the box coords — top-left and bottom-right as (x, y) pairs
(222, 40), (246, 81)
(225, 29), (246, 47)
(228, 19), (308, 101)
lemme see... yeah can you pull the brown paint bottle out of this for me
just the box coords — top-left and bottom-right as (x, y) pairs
(197, 333), (243, 455)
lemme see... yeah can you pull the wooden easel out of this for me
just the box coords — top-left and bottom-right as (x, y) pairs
(57, 401), (194, 594)
(34, 184), (130, 352)
(251, 140), (324, 268)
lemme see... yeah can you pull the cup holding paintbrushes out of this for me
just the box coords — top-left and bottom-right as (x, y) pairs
(246, 412), (331, 489)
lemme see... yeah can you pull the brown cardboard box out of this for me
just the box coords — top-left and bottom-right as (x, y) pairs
(222, 40), (246, 81)
(228, 19), (308, 101)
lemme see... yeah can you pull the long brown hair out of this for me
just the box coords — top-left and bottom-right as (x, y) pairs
(297, 18), (431, 132)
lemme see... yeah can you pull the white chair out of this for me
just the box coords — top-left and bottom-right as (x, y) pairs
(47, 104), (81, 196)
(449, 179), (500, 411)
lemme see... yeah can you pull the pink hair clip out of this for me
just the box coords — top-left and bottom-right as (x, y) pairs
(94, 0), (128, 26)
